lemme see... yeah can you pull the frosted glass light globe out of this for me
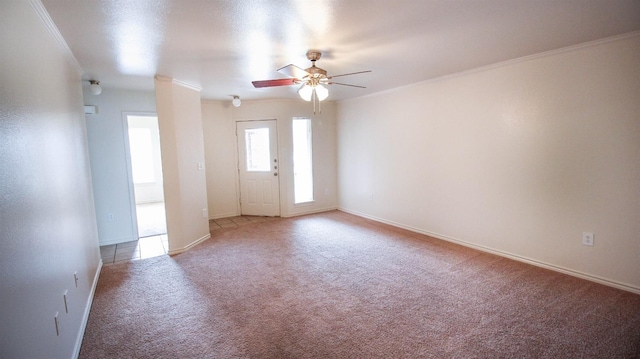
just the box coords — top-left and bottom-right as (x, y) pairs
(315, 84), (328, 101)
(89, 81), (102, 95)
(298, 84), (313, 101)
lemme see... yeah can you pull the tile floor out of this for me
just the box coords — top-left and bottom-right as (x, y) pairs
(100, 234), (168, 264)
(100, 215), (279, 264)
(208, 215), (278, 230)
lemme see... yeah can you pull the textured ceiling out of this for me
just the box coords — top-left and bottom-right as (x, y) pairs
(42, 0), (640, 101)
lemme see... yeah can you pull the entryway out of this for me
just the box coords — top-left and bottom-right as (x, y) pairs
(236, 120), (280, 216)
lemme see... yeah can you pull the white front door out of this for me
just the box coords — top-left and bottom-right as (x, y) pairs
(236, 120), (280, 216)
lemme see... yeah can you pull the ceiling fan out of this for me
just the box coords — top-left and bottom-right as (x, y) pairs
(252, 50), (371, 113)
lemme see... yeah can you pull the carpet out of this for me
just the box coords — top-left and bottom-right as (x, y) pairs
(80, 210), (640, 358)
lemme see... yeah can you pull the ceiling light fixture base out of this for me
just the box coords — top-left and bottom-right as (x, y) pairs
(231, 95), (241, 107)
(88, 80), (102, 95)
(306, 50), (322, 62)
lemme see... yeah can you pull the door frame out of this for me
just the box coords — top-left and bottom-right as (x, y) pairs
(234, 119), (282, 216)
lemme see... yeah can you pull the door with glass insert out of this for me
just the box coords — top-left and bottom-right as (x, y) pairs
(236, 120), (280, 216)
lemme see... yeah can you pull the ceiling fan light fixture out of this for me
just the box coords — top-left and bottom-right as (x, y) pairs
(298, 84), (313, 101)
(253, 50), (369, 112)
(315, 84), (328, 101)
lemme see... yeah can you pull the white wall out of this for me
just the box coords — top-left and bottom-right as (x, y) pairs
(202, 99), (338, 218)
(337, 33), (640, 292)
(155, 77), (210, 254)
(0, 1), (101, 357)
(201, 101), (241, 218)
(84, 89), (157, 245)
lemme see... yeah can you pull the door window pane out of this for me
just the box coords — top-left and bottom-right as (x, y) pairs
(245, 128), (270, 172)
(293, 118), (313, 203)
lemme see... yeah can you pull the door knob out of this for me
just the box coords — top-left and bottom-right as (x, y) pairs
(274, 172), (278, 176)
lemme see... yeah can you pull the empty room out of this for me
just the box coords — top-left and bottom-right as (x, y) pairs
(1, 1), (639, 358)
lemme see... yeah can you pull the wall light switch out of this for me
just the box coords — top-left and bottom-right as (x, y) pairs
(198, 162), (205, 171)
(54, 312), (60, 336)
(63, 290), (69, 313)
(202, 208), (208, 218)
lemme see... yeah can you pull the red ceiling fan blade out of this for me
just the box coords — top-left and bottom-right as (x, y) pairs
(328, 82), (366, 88)
(328, 70), (372, 79)
(277, 64), (310, 79)
(252, 78), (297, 88)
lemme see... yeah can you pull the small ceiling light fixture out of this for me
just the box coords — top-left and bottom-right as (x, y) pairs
(232, 96), (241, 107)
(89, 80), (102, 95)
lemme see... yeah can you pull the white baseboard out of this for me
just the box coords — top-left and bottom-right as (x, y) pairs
(168, 233), (211, 256)
(98, 236), (138, 246)
(209, 211), (240, 220)
(210, 206), (337, 219)
(281, 206), (338, 218)
(73, 258), (103, 359)
(339, 207), (640, 295)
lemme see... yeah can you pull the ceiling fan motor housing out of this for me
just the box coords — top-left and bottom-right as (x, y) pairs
(306, 50), (322, 61)
(304, 50), (327, 79)
(305, 66), (327, 77)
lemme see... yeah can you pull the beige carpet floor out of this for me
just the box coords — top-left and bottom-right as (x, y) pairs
(80, 210), (640, 358)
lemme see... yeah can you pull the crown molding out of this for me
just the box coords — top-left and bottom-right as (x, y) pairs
(154, 75), (202, 92)
(344, 30), (640, 103)
(29, 0), (83, 76)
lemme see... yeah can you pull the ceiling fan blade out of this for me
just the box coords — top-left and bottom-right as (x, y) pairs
(277, 64), (310, 79)
(328, 70), (372, 79)
(252, 78), (297, 88)
(328, 82), (366, 89)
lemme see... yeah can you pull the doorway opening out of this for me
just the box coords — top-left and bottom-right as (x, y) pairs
(99, 113), (168, 264)
(126, 114), (168, 258)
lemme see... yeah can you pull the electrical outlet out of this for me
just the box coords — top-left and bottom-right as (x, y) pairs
(108, 213), (114, 221)
(198, 162), (205, 171)
(582, 232), (594, 246)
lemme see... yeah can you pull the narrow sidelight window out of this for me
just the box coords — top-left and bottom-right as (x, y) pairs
(292, 118), (313, 203)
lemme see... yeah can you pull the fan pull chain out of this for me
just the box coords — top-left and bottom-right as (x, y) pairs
(312, 89), (322, 115)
